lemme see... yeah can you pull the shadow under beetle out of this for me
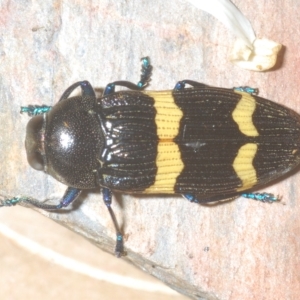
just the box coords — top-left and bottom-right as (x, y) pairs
(2, 57), (300, 257)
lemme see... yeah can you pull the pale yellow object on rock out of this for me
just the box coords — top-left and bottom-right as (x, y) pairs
(230, 38), (282, 71)
(186, 0), (282, 71)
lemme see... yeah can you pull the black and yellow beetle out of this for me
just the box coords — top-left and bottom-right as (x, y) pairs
(2, 58), (300, 256)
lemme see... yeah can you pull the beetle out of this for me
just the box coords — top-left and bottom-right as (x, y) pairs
(2, 57), (300, 256)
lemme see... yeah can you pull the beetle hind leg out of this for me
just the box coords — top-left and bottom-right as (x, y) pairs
(182, 193), (238, 204)
(0, 187), (81, 210)
(183, 191), (280, 204)
(241, 192), (280, 203)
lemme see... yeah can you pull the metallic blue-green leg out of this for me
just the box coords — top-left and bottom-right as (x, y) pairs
(137, 57), (152, 88)
(0, 197), (23, 207)
(0, 187), (81, 209)
(104, 57), (152, 95)
(182, 193), (236, 203)
(241, 192), (279, 203)
(183, 192), (279, 204)
(58, 80), (96, 102)
(1, 186), (125, 257)
(21, 81), (96, 117)
(174, 80), (209, 91)
(234, 86), (258, 95)
(102, 188), (124, 257)
(182, 194), (200, 203)
(20, 105), (52, 116)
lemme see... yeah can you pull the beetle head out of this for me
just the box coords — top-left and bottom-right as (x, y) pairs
(24, 96), (104, 189)
(25, 115), (46, 171)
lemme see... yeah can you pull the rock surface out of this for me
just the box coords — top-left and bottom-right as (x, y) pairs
(1, 1), (300, 299)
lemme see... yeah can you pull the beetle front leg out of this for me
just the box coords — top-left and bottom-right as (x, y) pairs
(58, 80), (96, 102)
(0, 187), (81, 210)
(21, 81), (96, 117)
(1, 187), (125, 256)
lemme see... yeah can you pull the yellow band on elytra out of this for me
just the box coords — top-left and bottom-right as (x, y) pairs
(233, 143), (258, 191)
(143, 91), (184, 193)
(232, 91), (259, 137)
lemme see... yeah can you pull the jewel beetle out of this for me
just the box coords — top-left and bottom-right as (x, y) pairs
(2, 57), (300, 257)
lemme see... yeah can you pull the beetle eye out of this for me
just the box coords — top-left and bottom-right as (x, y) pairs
(25, 115), (45, 171)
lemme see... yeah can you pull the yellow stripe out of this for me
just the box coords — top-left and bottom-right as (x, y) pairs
(144, 143), (184, 193)
(144, 91), (183, 139)
(233, 143), (258, 191)
(143, 91), (184, 193)
(232, 91), (259, 137)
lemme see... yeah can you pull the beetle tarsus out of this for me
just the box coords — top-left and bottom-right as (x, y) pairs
(241, 192), (280, 203)
(0, 196), (24, 207)
(0, 187), (81, 210)
(137, 56), (152, 88)
(115, 232), (125, 258)
(234, 86), (258, 95)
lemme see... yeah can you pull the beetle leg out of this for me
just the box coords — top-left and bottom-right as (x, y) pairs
(182, 193), (200, 203)
(233, 86), (258, 95)
(0, 187), (81, 209)
(58, 80), (96, 102)
(21, 81), (96, 116)
(182, 193), (237, 203)
(183, 192), (280, 203)
(20, 105), (53, 116)
(241, 192), (280, 203)
(102, 188), (124, 257)
(174, 80), (209, 91)
(104, 57), (152, 95)
(1, 187), (125, 256)
(137, 57), (152, 88)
